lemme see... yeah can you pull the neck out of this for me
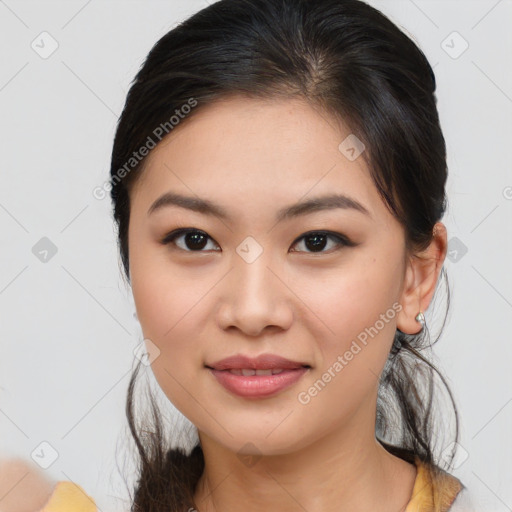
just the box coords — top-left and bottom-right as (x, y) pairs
(192, 400), (417, 512)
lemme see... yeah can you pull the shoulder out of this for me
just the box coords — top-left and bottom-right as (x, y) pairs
(406, 456), (464, 512)
(41, 481), (97, 512)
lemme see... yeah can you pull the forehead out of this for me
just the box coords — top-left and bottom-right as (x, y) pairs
(130, 95), (390, 226)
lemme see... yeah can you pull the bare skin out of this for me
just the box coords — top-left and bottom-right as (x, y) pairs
(0, 457), (55, 511)
(128, 94), (448, 512)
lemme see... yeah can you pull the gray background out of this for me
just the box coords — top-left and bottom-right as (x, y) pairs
(0, 0), (511, 510)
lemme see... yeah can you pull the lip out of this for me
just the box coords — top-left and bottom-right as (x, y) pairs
(205, 353), (311, 399)
(206, 353), (310, 371)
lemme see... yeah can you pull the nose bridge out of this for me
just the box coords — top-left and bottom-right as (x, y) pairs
(233, 243), (276, 305)
(217, 242), (291, 335)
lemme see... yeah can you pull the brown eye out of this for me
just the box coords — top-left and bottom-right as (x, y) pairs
(290, 231), (354, 253)
(161, 228), (355, 254)
(161, 229), (220, 252)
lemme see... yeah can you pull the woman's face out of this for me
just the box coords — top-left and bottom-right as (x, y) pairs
(127, 95), (416, 456)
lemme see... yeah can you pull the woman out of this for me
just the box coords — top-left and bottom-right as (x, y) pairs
(34, 0), (474, 510)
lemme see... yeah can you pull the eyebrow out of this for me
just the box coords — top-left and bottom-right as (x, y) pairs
(147, 191), (372, 221)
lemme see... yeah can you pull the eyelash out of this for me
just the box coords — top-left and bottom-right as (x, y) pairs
(160, 228), (356, 254)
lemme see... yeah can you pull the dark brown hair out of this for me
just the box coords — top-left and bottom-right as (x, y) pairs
(109, 0), (460, 510)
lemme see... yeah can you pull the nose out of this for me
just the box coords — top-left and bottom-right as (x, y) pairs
(216, 252), (294, 337)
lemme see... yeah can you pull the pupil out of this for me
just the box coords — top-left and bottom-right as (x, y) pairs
(305, 233), (327, 252)
(186, 232), (207, 250)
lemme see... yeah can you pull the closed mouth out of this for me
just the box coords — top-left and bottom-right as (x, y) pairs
(206, 366), (311, 375)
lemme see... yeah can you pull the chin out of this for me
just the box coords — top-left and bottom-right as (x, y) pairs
(200, 423), (314, 458)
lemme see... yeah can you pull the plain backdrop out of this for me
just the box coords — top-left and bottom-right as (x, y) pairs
(0, 0), (511, 510)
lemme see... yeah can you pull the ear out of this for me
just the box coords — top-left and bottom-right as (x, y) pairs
(396, 222), (448, 334)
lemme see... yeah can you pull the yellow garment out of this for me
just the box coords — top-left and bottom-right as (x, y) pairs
(42, 456), (462, 512)
(405, 456), (464, 512)
(41, 481), (97, 512)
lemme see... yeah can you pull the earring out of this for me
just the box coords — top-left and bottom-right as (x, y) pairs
(415, 310), (425, 330)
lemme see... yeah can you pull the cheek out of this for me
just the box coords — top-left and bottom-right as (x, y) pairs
(129, 251), (214, 365)
(130, 246), (204, 339)
(301, 256), (400, 378)
(291, 282), (398, 434)
(130, 260), (209, 418)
